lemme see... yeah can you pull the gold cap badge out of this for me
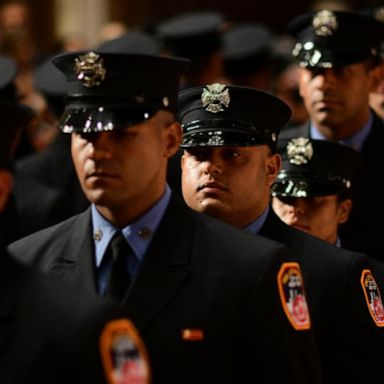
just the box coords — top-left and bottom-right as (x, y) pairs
(201, 83), (230, 114)
(287, 137), (314, 165)
(313, 10), (338, 37)
(75, 51), (106, 88)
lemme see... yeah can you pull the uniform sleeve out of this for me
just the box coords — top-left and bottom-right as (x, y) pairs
(239, 243), (322, 384)
(321, 254), (384, 383)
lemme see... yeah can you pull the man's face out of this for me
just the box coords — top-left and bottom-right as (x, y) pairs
(71, 111), (180, 224)
(181, 145), (281, 228)
(298, 62), (376, 133)
(271, 195), (351, 244)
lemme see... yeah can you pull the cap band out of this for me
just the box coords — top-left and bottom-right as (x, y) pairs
(181, 119), (276, 148)
(182, 119), (262, 134)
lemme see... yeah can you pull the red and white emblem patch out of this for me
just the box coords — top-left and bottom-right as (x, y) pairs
(361, 269), (384, 327)
(100, 319), (151, 384)
(277, 262), (311, 330)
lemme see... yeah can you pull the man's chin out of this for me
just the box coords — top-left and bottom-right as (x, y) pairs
(84, 189), (112, 206)
(198, 200), (231, 220)
(313, 109), (341, 126)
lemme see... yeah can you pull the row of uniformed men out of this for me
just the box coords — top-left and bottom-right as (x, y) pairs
(2, 7), (384, 384)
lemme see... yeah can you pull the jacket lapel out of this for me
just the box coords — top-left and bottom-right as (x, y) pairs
(49, 209), (98, 296)
(123, 195), (193, 331)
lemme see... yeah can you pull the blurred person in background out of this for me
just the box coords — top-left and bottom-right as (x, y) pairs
(0, 54), (68, 241)
(156, 11), (226, 88)
(361, 6), (384, 121)
(97, 20), (128, 46)
(15, 54), (89, 218)
(222, 22), (275, 91)
(0, 0), (49, 158)
(272, 35), (309, 128)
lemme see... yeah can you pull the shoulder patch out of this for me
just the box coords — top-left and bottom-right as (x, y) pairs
(277, 262), (311, 330)
(100, 318), (151, 384)
(360, 269), (384, 327)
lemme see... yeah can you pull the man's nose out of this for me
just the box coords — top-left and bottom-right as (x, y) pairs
(202, 153), (223, 175)
(84, 132), (113, 160)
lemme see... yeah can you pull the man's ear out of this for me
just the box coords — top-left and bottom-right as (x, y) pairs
(0, 170), (13, 212)
(338, 198), (352, 225)
(164, 121), (182, 158)
(369, 62), (384, 93)
(266, 152), (281, 186)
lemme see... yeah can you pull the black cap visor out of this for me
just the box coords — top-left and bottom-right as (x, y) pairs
(297, 41), (377, 68)
(59, 100), (162, 133)
(271, 175), (349, 198)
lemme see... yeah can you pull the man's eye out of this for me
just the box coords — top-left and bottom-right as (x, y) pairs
(195, 152), (209, 161)
(278, 196), (297, 206)
(224, 150), (240, 158)
(186, 150), (208, 161)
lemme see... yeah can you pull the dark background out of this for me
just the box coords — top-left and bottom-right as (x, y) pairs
(3, 0), (383, 55)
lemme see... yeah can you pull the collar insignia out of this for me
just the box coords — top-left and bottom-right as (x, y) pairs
(93, 229), (103, 241)
(201, 83), (230, 114)
(75, 51), (106, 88)
(287, 137), (314, 165)
(313, 10), (337, 37)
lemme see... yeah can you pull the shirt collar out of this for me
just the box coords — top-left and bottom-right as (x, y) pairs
(310, 112), (373, 152)
(92, 185), (172, 267)
(242, 206), (270, 235)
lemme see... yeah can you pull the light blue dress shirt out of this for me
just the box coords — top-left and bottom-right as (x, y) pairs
(242, 206), (270, 235)
(92, 185), (172, 295)
(310, 111), (373, 152)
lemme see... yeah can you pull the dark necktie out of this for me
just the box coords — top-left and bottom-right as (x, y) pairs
(103, 231), (132, 302)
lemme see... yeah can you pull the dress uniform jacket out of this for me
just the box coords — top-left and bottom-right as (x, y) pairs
(8, 194), (322, 384)
(279, 112), (384, 260)
(0, 251), (129, 384)
(260, 208), (384, 383)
